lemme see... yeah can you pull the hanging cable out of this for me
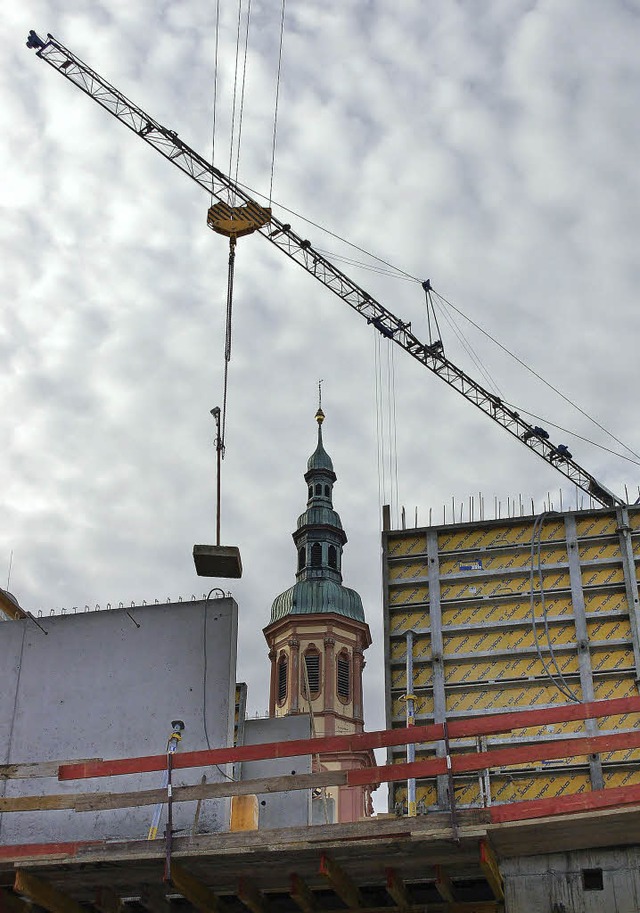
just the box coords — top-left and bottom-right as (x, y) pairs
(269, 0), (287, 206)
(210, 0), (221, 202)
(373, 333), (385, 512)
(221, 238), (237, 452)
(227, 0), (245, 202)
(233, 0), (253, 185)
(390, 344), (400, 524)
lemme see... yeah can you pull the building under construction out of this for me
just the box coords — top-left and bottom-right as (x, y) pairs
(4, 23), (640, 913)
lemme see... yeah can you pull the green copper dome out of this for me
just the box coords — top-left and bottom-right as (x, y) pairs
(267, 407), (366, 628)
(270, 580), (364, 623)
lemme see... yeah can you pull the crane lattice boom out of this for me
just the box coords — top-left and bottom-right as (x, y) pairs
(27, 31), (623, 509)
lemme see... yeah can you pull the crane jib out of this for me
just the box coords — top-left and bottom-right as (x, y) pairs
(26, 30), (624, 510)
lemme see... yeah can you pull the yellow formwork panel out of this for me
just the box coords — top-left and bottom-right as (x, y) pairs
(391, 694), (433, 719)
(389, 584), (429, 606)
(391, 666), (432, 690)
(446, 681), (583, 716)
(440, 595), (574, 629)
(438, 519), (565, 554)
(630, 513), (640, 531)
(444, 622), (578, 657)
(579, 541), (623, 562)
(438, 544), (569, 577)
(393, 782), (439, 808)
(590, 646), (636, 674)
(581, 565), (625, 588)
(601, 748), (640, 764)
(389, 559), (429, 582)
(575, 514), (619, 538)
(587, 617), (632, 641)
(439, 570), (571, 603)
(491, 770), (592, 803)
(443, 654), (580, 686)
(593, 675), (638, 701)
(390, 634), (431, 662)
(603, 767), (640, 789)
(389, 608), (431, 633)
(600, 713), (640, 731)
(585, 590), (628, 613)
(387, 533), (426, 559)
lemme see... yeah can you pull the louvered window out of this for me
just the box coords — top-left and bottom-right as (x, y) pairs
(315, 483), (322, 496)
(303, 650), (321, 696)
(298, 547), (305, 571)
(337, 652), (350, 701)
(328, 545), (337, 569)
(324, 485), (330, 497)
(308, 486), (313, 499)
(311, 542), (322, 567)
(277, 654), (288, 704)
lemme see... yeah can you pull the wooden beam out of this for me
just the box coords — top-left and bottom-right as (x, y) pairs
(13, 871), (85, 913)
(0, 589), (26, 620)
(94, 887), (124, 913)
(170, 862), (228, 913)
(238, 879), (268, 913)
(57, 695), (640, 781)
(384, 868), (410, 912)
(434, 866), (455, 903)
(290, 874), (317, 913)
(479, 840), (504, 902)
(140, 885), (172, 913)
(319, 854), (363, 909)
(0, 888), (32, 913)
(489, 781), (640, 824)
(0, 759), (101, 781)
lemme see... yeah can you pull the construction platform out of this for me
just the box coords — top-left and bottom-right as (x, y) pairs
(3, 804), (640, 913)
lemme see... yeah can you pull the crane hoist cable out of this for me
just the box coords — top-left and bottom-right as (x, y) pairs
(210, 0), (221, 206)
(269, 0), (287, 206)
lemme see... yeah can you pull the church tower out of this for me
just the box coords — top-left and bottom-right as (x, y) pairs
(263, 408), (375, 822)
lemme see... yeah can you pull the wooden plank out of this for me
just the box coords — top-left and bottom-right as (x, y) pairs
(434, 866), (455, 902)
(238, 878), (269, 913)
(94, 886), (124, 913)
(0, 759), (101, 781)
(347, 728), (640, 787)
(290, 874), (317, 913)
(479, 840), (503, 902)
(13, 870), (86, 913)
(0, 888), (32, 913)
(57, 696), (640, 781)
(319, 854), (363, 909)
(170, 863), (228, 913)
(384, 868), (410, 911)
(0, 590), (26, 620)
(489, 782), (640, 824)
(0, 794), (75, 812)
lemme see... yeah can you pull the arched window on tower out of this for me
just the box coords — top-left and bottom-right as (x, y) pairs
(328, 545), (337, 569)
(324, 485), (330, 497)
(302, 645), (321, 698)
(315, 483), (322, 496)
(298, 547), (306, 571)
(308, 485), (313, 499)
(277, 653), (288, 704)
(311, 542), (322, 567)
(336, 650), (351, 703)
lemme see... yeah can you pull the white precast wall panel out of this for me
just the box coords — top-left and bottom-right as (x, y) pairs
(0, 599), (238, 844)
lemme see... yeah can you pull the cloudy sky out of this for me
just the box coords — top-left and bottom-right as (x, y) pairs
(3, 0), (640, 775)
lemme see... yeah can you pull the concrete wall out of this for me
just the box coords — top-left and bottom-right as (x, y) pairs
(0, 598), (238, 844)
(502, 848), (640, 912)
(240, 715), (311, 829)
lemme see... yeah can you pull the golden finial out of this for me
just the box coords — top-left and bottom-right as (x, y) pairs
(316, 379), (325, 424)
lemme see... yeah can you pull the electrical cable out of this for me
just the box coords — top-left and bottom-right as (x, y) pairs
(269, 0), (287, 206)
(529, 513), (580, 702)
(432, 290), (640, 463)
(373, 334), (385, 511)
(233, 0), (253, 185)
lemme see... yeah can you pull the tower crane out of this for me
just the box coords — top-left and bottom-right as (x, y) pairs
(26, 30), (625, 511)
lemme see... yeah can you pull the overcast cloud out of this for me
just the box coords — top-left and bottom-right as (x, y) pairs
(2, 2), (640, 795)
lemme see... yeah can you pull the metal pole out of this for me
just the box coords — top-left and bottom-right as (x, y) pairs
(211, 408), (222, 546)
(406, 631), (416, 817)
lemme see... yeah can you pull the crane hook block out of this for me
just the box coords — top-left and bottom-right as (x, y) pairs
(207, 201), (271, 240)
